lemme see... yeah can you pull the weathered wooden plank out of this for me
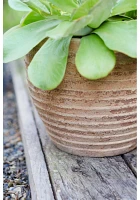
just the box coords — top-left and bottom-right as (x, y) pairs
(33, 108), (137, 200)
(123, 149), (137, 177)
(10, 61), (55, 200)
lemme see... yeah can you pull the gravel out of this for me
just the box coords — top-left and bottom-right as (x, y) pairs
(3, 64), (31, 199)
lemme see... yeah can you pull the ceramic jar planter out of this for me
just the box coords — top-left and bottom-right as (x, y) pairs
(25, 38), (137, 157)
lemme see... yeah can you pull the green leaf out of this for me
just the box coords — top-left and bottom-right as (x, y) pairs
(4, 25), (20, 37)
(39, 0), (51, 12)
(94, 20), (137, 58)
(8, 0), (31, 11)
(40, 0), (61, 15)
(73, 26), (93, 36)
(111, 0), (137, 16)
(47, 0), (78, 13)
(20, 9), (70, 24)
(41, 0), (116, 39)
(44, 17), (91, 39)
(125, 10), (137, 19)
(71, 0), (98, 20)
(28, 37), (71, 90)
(3, 19), (60, 63)
(20, 11), (45, 26)
(88, 0), (116, 28)
(22, 0), (50, 15)
(75, 34), (116, 80)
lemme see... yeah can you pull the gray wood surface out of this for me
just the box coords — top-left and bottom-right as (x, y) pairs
(10, 61), (55, 200)
(33, 108), (137, 200)
(123, 150), (137, 177)
(11, 60), (137, 200)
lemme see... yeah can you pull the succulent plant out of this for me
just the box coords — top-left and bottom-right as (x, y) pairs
(4, 0), (137, 90)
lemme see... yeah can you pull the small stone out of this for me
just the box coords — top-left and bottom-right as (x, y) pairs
(7, 92), (14, 98)
(21, 197), (26, 200)
(4, 156), (8, 161)
(10, 193), (16, 199)
(11, 137), (21, 145)
(17, 142), (23, 146)
(13, 186), (22, 194)
(5, 196), (10, 200)
(9, 187), (14, 191)
(19, 157), (24, 161)
(15, 179), (22, 185)
(10, 166), (16, 171)
(3, 183), (8, 191)
(8, 180), (14, 187)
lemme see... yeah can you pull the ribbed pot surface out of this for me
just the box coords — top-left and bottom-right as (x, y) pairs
(25, 38), (137, 157)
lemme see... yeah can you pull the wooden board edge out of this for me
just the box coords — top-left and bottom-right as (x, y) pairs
(10, 60), (55, 200)
(123, 150), (137, 177)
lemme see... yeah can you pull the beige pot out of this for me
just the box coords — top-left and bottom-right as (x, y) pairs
(25, 38), (137, 157)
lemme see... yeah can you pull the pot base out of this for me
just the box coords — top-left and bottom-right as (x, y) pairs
(53, 140), (136, 157)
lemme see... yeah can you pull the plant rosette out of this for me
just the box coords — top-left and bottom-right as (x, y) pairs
(4, 0), (137, 157)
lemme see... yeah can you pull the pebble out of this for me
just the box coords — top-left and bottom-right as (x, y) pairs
(5, 196), (11, 200)
(15, 179), (22, 185)
(8, 180), (13, 187)
(10, 194), (16, 199)
(3, 65), (31, 199)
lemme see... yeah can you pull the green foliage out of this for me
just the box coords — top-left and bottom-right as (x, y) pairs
(21, 0), (50, 16)
(94, 20), (137, 58)
(111, 0), (137, 16)
(8, 0), (31, 11)
(45, 0), (78, 13)
(88, 0), (116, 28)
(71, 0), (98, 20)
(3, 19), (60, 63)
(3, 0), (137, 90)
(28, 37), (71, 90)
(20, 11), (45, 26)
(76, 34), (116, 79)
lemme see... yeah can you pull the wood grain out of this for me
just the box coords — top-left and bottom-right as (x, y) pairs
(11, 61), (55, 200)
(123, 149), (137, 177)
(33, 107), (137, 200)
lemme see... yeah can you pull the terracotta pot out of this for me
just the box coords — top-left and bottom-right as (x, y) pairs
(25, 38), (137, 157)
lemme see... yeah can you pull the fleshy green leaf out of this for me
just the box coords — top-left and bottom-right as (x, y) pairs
(40, 0), (116, 39)
(94, 20), (137, 58)
(73, 26), (93, 36)
(44, 17), (91, 39)
(8, 0), (31, 11)
(39, 0), (51, 12)
(111, 0), (137, 16)
(28, 37), (71, 90)
(40, 0), (60, 15)
(4, 25), (20, 37)
(20, 11), (45, 26)
(88, 0), (116, 28)
(75, 34), (116, 80)
(125, 10), (137, 19)
(20, 10), (70, 25)
(22, 0), (50, 15)
(46, 0), (78, 13)
(3, 19), (60, 63)
(71, 0), (98, 20)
